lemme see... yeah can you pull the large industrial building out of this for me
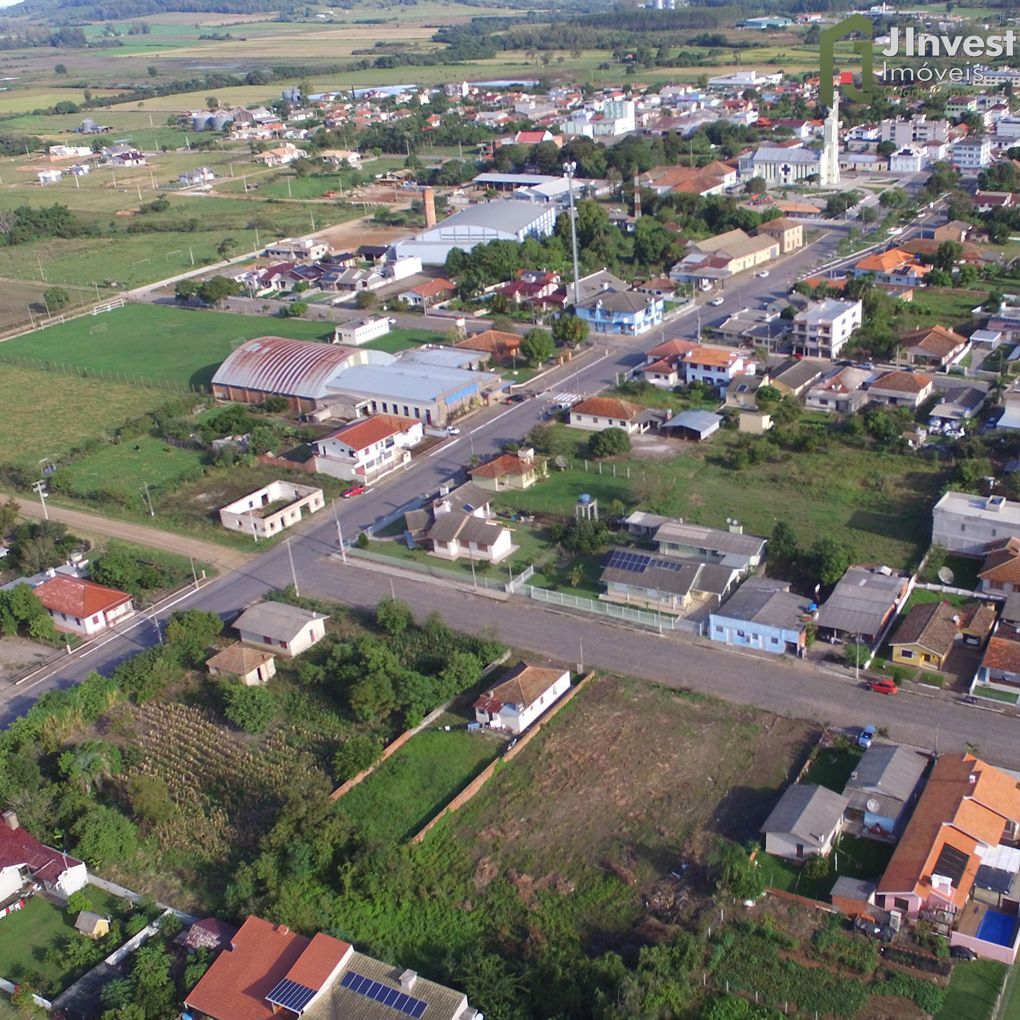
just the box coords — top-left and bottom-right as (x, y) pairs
(210, 336), (503, 425)
(390, 200), (557, 265)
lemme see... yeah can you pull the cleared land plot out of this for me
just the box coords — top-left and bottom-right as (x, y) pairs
(497, 427), (947, 570)
(446, 676), (817, 898)
(0, 364), (177, 470)
(338, 719), (506, 843)
(0, 304), (333, 388)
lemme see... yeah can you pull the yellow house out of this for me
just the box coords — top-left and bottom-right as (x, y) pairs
(688, 228), (779, 274)
(468, 449), (546, 492)
(75, 911), (110, 940)
(754, 217), (804, 254)
(889, 600), (960, 670)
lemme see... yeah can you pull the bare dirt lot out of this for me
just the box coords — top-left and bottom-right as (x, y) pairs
(0, 635), (54, 680)
(457, 675), (819, 892)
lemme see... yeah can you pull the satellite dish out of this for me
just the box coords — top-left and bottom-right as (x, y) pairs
(867, 799), (881, 814)
(938, 566), (955, 585)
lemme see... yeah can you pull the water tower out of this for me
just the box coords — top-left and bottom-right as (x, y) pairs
(575, 493), (598, 521)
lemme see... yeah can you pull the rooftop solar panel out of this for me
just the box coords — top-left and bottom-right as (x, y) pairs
(340, 970), (429, 1017)
(605, 549), (651, 573)
(933, 843), (969, 886)
(267, 978), (317, 1013)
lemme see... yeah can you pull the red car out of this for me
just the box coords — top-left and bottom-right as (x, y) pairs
(870, 678), (898, 695)
(341, 485), (366, 499)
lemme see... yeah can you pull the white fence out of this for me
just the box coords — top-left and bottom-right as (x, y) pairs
(0, 977), (51, 1011)
(520, 584), (702, 633)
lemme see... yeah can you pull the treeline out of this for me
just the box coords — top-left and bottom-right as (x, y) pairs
(0, 204), (89, 247)
(6, 0), (304, 21)
(0, 132), (42, 155)
(0, 25), (87, 48)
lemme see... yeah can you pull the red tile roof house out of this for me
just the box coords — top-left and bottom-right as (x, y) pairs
(568, 396), (656, 434)
(312, 414), (424, 483)
(473, 661), (571, 734)
(184, 914), (478, 1020)
(398, 278), (456, 308)
(640, 338), (699, 389)
(468, 448), (545, 492)
(0, 810), (88, 902)
(32, 575), (134, 638)
(866, 370), (934, 409)
(875, 754), (1020, 964)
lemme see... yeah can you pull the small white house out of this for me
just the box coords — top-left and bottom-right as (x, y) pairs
(568, 396), (650, 434)
(761, 784), (849, 861)
(206, 643), (277, 686)
(219, 481), (324, 540)
(32, 576), (134, 637)
(264, 237), (330, 261)
(334, 317), (392, 346)
(473, 662), (571, 734)
(37, 169), (62, 185)
(233, 602), (326, 658)
(0, 811), (88, 901)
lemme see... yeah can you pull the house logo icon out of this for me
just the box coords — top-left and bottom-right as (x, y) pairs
(819, 14), (875, 106)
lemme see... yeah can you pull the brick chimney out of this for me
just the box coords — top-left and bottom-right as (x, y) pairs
(423, 187), (437, 229)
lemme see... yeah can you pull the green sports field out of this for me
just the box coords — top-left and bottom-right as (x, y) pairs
(0, 304), (335, 388)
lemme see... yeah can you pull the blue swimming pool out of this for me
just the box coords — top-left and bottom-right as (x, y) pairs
(976, 910), (1020, 947)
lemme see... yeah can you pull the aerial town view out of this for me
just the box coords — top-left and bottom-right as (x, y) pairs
(7, 0), (1020, 1016)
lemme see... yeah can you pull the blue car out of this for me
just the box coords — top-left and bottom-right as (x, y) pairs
(857, 725), (876, 750)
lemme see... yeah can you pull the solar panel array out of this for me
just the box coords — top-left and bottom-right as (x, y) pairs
(340, 970), (429, 1018)
(266, 978), (317, 1013)
(605, 549), (651, 573)
(933, 843), (969, 886)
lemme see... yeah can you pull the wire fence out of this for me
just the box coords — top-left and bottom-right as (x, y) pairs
(0, 350), (202, 394)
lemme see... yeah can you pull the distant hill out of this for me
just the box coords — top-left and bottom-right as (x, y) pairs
(4, 0), (304, 21)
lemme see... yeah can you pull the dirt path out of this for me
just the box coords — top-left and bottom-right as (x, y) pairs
(1, 492), (252, 572)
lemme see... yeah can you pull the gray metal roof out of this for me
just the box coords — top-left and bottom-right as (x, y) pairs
(399, 347), (486, 370)
(234, 601), (324, 640)
(815, 566), (908, 636)
(211, 337), (368, 400)
(577, 290), (654, 314)
(600, 548), (735, 598)
(761, 784), (849, 848)
(662, 410), (723, 435)
(473, 172), (558, 186)
(843, 744), (928, 820)
(714, 577), (807, 630)
(654, 520), (766, 558)
(332, 364), (501, 403)
(830, 876), (876, 903)
(770, 357), (827, 392)
(428, 513), (506, 547)
(429, 200), (551, 234)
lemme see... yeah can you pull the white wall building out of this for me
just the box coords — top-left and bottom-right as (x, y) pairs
(233, 602), (327, 658)
(952, 136), (993, 170)
(312, 414), (424, 482)
(792, 298), (863, 359)
(932, 491), (1020, 555)
(219, 481), (324, 540)
(32, 576), (134, 638)
(473, 663), (571, 734)
(334, 317), (392, 345)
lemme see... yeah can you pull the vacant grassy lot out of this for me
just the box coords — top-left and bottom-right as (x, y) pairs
(60, 434), (207, 502)
(0, 364), (175, 471)
(338, 719), (505, 843)
(937, 959), (1007, 1020)
(499, 426), (947, 571)
(1, 304), (333, 388)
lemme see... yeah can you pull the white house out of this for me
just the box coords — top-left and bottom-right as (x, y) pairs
(569, 396), (651, 434)
(334, 317), (392, 346)
(761, 784), (849, 860)
(219, 481), (324, 540)
(683, 347), (754, 393)
(889, 146), (926, 174)
(932, 492), (1020, 555)
(233, 602), (327, 658)
(206, 644), (277, 686)
(404, 481), (514, 563)
(263, 237), (330, 261)
(952, 136), (992, 170)
(36, 169), (62, 185)
(473, 662), (571, 734)
(312, 414), (423, 482)
(32, 576), (134, 638)
(0, 811), (88, 901)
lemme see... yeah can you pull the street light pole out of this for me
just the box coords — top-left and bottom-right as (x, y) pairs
(333, 499), (347, 563)
(286, 537), (300, 597)
(32, 479), (49, 521)
(563, 160), (581, 308)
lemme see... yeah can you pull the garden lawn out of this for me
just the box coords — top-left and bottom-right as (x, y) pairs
(337, 727), (504, 843)
(759, 835), (895, 900)
(937, 959), (1007, 1020)
(803, 746), (863, 792)
(59, 434), (207, 501)
(0, 304), (333, 389)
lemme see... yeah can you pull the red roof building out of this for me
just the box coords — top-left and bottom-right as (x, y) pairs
(32, 576), (133, 638)
(0, 810), (88, 900)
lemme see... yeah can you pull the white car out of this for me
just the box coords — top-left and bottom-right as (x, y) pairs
(755, 270), (769, 278)
(708, 296), (725, 306)
(446, 425), (461, 435)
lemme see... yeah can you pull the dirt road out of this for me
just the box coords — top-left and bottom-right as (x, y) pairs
(1, 492), (251, 572)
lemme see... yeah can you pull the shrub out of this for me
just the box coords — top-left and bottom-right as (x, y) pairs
(222, 683), (274, 734)
(333, 734), (382, 782)
(589, 427), (631, 458)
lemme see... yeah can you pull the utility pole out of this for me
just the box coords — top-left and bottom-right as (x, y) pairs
(286, 537), (300, 596)
(32, 479), (49, 520)
(563, 160), (581, 307)
(142, 482), (155, 517)
(333, 500), (347, 563)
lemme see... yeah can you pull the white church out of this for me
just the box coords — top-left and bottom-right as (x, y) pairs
(742, 91), (841, 187)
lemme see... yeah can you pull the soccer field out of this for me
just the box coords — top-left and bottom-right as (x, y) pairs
(0, 304), (334, 388)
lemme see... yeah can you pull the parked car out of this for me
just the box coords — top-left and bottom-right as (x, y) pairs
(950, 946), (977, 961)
(857, 724), (877, 749)
(709, 296), (725, 306)
(855, 917), (895, 942)
(870, 678), (898, 695)
(341, 485), (366, 499)
(755, 270), (770, 278)
(446, 425), (461, 435)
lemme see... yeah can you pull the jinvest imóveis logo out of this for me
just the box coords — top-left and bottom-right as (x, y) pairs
(819, 14), (874, 107)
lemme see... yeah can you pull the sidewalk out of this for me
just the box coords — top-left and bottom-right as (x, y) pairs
(0, 491), (251, 572)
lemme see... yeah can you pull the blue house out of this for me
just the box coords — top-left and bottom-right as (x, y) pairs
(575, 289), (664, 336)
(842, 743), (928, 839)
(709, 577), (807, 656)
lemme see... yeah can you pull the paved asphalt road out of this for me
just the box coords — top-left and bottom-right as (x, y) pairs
(8, 197), (995, 764)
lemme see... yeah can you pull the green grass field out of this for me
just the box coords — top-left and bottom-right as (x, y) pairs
(937, 959), (1007, 1020)
(0, 304), (333, 388)
(760, 835), (895, 901)
(337, 721), (504, 843)
(0, 364), (179, 471)
(60, 434), (207, 501)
